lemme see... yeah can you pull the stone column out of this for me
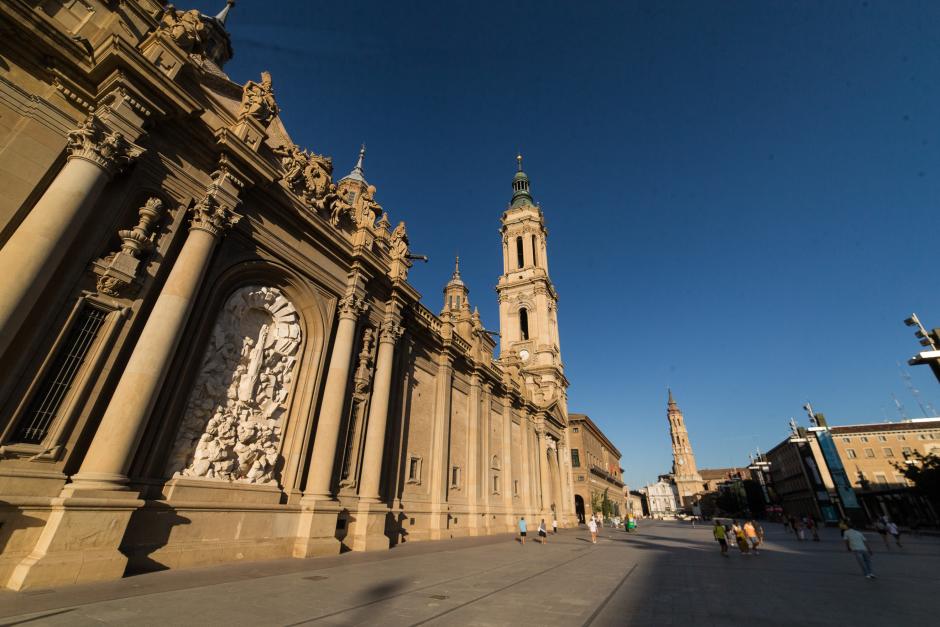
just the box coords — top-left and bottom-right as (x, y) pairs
(350, 309), (402, 551)
(480, 382), (492, 531)
(0, 113), (144, 359)
(501, 394), (515, 529)
(557, 441), (574, 526)
(71, 171), (242, 491)
(304, 292), (367, 499)
(466, 371), (482, 535)
(537, 428), (553, 517)
(7, 168), (241, 591)
(294, 290), (366, 558)
(516, 404), (532, 521)
(427, 345), (454, 540)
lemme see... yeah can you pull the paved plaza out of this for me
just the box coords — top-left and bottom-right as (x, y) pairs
(0, 521), (935, 626)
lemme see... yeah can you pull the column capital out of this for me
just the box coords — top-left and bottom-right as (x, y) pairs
(189, 166), (243, 237)
(337, 294), (368, 320)
(66, 114), (145, 176)
(379, 317), (404, 345)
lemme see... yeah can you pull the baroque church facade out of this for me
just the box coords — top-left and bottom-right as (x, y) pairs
(0, 1), (575, 589)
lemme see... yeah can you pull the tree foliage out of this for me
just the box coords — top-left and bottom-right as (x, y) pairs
(895, 452), (940, 506)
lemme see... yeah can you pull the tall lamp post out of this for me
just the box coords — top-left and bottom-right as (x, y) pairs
(904, 313), (940, 383)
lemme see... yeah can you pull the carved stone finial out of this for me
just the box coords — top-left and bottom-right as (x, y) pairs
(93, 197), (166, 297)
(66, 115), (144, 176)
(118, 197), (163, 256)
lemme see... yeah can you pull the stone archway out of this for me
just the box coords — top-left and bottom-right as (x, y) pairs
(575, 494), (585, 524)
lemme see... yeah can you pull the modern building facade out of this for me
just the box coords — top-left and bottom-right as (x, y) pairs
(0, 1), (576, 590)
(765, 418), (940, 526)
(567, 413), (625, 522)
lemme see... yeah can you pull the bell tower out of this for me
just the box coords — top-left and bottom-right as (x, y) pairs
(667, 389), (704, 509)
(497, 155), (565, 404)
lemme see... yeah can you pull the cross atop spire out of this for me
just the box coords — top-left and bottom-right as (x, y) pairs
(510, 153), (534, 208)
(341, 144), (368, 184)
(215, 0), (235, 25)
(668, 388), (676, 406)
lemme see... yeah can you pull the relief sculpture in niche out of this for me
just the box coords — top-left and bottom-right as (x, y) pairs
(167, 286), (302, 484)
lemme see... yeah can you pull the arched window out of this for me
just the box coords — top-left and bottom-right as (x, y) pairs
(516, 236), (524, 268)
(531, 235), (538, 267)
(519, 307), (529, 340)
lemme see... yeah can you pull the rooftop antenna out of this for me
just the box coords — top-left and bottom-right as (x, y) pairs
(898, 361), (932, 418)
(891, 393), (908, 421)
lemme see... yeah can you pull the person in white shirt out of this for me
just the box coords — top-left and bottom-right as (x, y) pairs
(886, 521), (902, 548)
(588, 517), (598, 544)
(552, 517), (558, 535)
(843, 523), (875, 579)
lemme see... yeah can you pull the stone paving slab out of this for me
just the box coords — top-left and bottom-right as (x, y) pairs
(0, 521), (937, 626)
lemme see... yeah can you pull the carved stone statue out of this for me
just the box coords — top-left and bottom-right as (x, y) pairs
(239, 71), (279, 126)
(167, 286), (302, 485)
(389, 221), (409, 261)
(159, 7), (207, 54)
(274, 143), (338, 213)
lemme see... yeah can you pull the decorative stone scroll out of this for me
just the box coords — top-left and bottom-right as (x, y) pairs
(167, 286), (302, 484)
(92, 197), (165, 296)
(66, 115), (144, 176)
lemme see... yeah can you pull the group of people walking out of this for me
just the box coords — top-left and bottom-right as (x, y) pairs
(712, 519), (763, 556)
(517, 515), (558, 545)
(783, 514), (820, 541)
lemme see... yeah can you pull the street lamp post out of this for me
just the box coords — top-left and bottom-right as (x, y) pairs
(904, 313), (940, 383)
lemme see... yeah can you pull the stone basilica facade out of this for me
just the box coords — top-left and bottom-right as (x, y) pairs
(0, 1), (574, 589)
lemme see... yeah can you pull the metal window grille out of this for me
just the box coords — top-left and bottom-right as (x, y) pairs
(12, 306), (107, 444)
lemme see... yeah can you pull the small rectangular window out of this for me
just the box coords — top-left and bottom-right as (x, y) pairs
(493, 475), (500, 494)
(878, 435), (887, 442)
(902, 447), (912, 455)
(864, 448), (875, 458)
(516, 236), (524, 268)
(842, 437), (851, 443)
(883, 447), (894, 457)
(407, 455), (422, 484)
(846, 449), (857, 459)
(874, 472), (888, 485)
(898, 435), (906, 441)
(531, 234), (538, 267)
(513, 479), (519, 496)
(571, 449), (581, 467)
(451, 465), (461, 489)
(572, 427), (579, 433)
(860, 436), (869, 443)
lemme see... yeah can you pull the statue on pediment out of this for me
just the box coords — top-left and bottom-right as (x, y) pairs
(239, 71), (279, 126)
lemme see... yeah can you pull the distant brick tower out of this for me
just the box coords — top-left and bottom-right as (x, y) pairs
(667, 389), (703, 509)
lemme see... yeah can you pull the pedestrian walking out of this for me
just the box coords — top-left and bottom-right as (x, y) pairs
(794, 517), (805, 541)
(713, 520), (729, 557)
(518, 517), (527, 545)
(843, 523), (875, 579)
(874, 517), (889, 549)
(588, 516), (598, 544)
(886, 521), (902, 548)
(744, 520), (760, 554)
(783, 517), (792, 534)
(806, 516), (820, 542)
(538, 519), (548, 544)
(732, 520), (750, 554)
(552, 517), (558, 535)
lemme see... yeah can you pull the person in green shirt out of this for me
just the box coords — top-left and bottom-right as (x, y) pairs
(713, 520), (729, 556)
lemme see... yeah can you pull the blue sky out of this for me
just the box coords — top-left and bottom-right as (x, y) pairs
(191, 0), (940, 488)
